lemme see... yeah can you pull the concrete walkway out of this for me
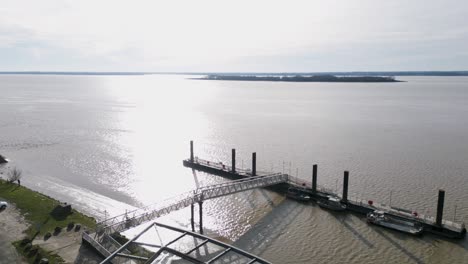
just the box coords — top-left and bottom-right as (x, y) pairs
(0, 204), (28, 264)
(34, 228), (103, 264)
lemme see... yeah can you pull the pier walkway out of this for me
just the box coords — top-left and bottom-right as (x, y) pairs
(96, 173), (288, 235)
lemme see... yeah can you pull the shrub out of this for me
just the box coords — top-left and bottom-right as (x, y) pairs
(24, 243), (32, 252)
(20, 238), (31, 246)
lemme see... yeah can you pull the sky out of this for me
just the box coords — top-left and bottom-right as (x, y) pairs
(1, 0), (468, 72)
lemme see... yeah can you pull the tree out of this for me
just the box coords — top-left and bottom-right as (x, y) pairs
(7, 167), (22, 184)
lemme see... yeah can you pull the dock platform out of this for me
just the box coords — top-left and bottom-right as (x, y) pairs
(183, 142), (466, 239)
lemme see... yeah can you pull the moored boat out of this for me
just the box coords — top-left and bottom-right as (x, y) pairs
(317, 196), (347, 211)
(286, 187), (311, 202)
(367, 210), (424, 235)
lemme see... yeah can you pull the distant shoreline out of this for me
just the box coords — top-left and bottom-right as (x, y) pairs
(197, 75), (402, 83)
(1, 71), (468, 76)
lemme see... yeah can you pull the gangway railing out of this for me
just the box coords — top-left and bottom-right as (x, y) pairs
(192, 157), (273, 176)
(97, 173), (288, 235)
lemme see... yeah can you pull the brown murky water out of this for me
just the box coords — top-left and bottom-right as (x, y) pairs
(1, 74), (467, 263)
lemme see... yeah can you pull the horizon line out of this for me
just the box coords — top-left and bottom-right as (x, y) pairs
(1, 70), (468, 76)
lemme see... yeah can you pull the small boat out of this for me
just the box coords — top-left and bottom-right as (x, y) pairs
(286, 187), (311, 202)
(317, 196), (347, 211)
(367, 210), (424, 235)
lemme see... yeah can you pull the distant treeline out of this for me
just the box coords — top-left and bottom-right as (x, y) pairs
(0, 71), (148, 75)
(1, 71), (467, 76)
(201, 75), (400, 82)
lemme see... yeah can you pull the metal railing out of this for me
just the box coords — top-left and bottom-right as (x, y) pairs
(97, 173), (288, 235)
(190, 157), (272, 176)
(100, 222), (272, 264)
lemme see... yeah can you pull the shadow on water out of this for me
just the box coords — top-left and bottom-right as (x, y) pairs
(373, 227), (425, 264)
(233, 199), (305, 256)
(257, 189), (276, 207)
(241, 188), (276, 210)
(330, 212), (374, 248)
(191, 169), (200, 188)
(191, 169), (276, 210)
(425, 233), (468, 252)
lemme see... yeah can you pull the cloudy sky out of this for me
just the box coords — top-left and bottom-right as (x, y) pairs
(1, 0), (467, 72)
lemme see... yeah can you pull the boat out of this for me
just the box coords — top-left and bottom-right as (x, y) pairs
(286, 187), (311, 202)
(317, 196), (347, 211)
(367, 210), (424, 235)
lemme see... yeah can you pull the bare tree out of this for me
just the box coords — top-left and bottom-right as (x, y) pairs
(7, 167), (22, 184)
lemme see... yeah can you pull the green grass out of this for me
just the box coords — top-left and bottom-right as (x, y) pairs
(0, 179), (96, 237)
(13, 241), (66, 264)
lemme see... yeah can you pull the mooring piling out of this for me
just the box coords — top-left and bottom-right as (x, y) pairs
(252, 152), (257, 176)
(199, 201), (204, 234)
(436, 189), (445, 227)
(232, 149), (236, 173)
(190, 203), (195, 232)
(312, 164), (318, 193)
(343, 171), (349, 202)
(190, 140), (194, 162)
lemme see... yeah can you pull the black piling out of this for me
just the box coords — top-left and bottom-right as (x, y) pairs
(312, 164), (318, 193)
(342, 171), (349, 202)
(190, 141), (194, 162)
(436, 189), (445, 227)
(190, 203), (195, 232)
(252, 152), (256, 176)
(199, 201), (204, 234)
(232, 149), (236, 173)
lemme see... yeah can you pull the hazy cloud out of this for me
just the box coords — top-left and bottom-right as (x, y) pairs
(1, 0), (468, 71)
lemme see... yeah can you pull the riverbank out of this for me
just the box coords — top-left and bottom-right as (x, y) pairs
(0, 178), (99, 263)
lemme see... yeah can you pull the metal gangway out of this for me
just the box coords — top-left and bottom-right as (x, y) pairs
(97, 173), (288, 235)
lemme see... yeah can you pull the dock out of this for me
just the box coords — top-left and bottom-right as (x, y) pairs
(183, 141), (467, 239)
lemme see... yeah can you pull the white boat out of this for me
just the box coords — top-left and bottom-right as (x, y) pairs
(317, 196), (346, 211)
(367, 210), (424, 235)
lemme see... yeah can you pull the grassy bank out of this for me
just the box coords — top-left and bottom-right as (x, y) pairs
(0, 179), (97, 263)
(0, 179), (96, 237)
(12, 241), (65, 264)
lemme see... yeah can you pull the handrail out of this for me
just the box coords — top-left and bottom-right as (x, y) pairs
(97, 174), (288, 235)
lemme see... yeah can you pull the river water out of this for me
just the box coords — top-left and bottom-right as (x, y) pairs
(0, 74), (467, 263)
